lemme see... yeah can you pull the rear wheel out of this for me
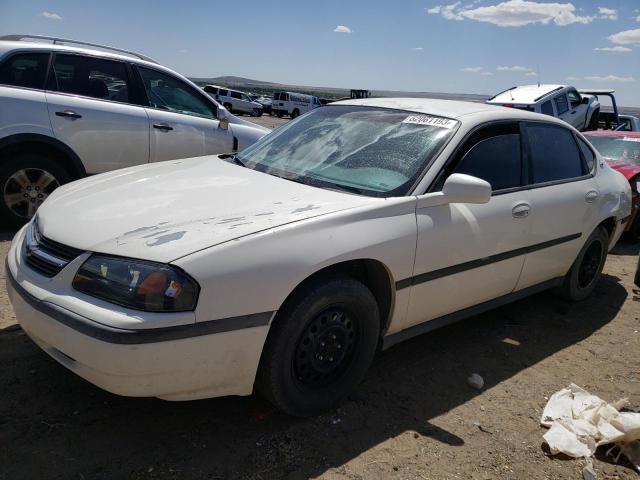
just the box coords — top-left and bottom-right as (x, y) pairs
(0, 153), (70, 226)
(558, 226), (608, 301)
(252, 108), (262, 117)
(257, 276), (380, 416)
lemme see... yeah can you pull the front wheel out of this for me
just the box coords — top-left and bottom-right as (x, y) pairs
(0, 153), (70, 226)
(558, 226), (608, 301)
(257, 276), (380, 416)
(252, 108), (262, 117)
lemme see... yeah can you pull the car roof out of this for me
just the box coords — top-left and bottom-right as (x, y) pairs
(487, 84), (565, 105)
(0, 40), (158, 68)
(332, 97), (570, 125)
(583, 130), (640, 138)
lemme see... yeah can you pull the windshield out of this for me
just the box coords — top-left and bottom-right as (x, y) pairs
(585, 135), (640, 164)
(237, 105), (458, 196)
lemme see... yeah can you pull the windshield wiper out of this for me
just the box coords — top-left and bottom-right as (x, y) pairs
(228, 154), (246, 167)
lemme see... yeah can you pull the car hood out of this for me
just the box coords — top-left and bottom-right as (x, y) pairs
(606, 160), (640, 181)
(37, 156), (375, 263)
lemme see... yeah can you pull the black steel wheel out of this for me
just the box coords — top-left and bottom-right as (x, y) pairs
(257, 275), (380, 416)
(558, 226), (608, 301)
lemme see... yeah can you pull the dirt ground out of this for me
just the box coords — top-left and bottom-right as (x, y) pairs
(1, 166), (639, 479)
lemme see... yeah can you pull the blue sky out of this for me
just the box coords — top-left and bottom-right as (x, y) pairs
(1, 0), (639, 106)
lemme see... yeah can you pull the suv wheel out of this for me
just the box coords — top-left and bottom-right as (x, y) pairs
(252, 108), (262, 117)
(557, 226), (608, 301)
(291, 109), (300, 119)
(0, 153), (70, 226)
(257, 276), (380, 416)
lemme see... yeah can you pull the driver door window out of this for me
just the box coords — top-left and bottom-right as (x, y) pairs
(138, 67), (216, 119)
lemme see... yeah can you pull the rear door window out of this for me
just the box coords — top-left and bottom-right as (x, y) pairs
(541, 101), (554, 116)
(554, 94), (569, 115)
(50, 54), (131, 103)
(218, 89), (228, 96)
(526, 123), (585, 183)
(230, 91), (242, 99)
(0, 52), (50, 90)
(450, 123), (523, 192)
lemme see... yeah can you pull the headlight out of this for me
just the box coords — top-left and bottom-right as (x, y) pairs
(72, 255), (199, 312)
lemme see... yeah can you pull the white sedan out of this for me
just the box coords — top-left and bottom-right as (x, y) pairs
(6, 98), (631, 416)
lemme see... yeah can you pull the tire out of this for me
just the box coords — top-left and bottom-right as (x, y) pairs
(276, 111), (284, 118)
(291, 109), (300, 119)
(223, 103), (233, 114)
(252, 108), (262, 117)
(557, 226), (608, 301)
(0, 152), (71, 227)
(257, 276), (380, 417)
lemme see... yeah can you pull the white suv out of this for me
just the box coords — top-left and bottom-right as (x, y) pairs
(486, 84), (600, 131)
(0, 35), (270, 225)
(203, 85), (263, 117)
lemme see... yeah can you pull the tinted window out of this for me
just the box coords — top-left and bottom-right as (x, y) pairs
(554, 94), (569, 115)
(527, 123), (585, 183)
(203, 86), (217, 94)
(50, 55), (131, 102)
(230, 91), (242, 99)
(218, 89), (228, 96)
(452, 123), (522, 191)
(138, 67), (215, 118)
(567, 89), (581, 109)
(541, 101), (554, 116)
(577, 137), (596, 172)
(0, 52), (49, 89)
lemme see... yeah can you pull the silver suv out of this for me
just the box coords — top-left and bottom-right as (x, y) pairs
(0, 35), (270, 225)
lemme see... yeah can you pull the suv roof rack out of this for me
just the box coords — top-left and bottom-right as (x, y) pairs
(0, 34), (157, 64)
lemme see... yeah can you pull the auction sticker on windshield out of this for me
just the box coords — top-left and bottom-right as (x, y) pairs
(402, 115), (457, 129)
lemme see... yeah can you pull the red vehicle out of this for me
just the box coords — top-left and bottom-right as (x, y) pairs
(583, 131), (640, 239)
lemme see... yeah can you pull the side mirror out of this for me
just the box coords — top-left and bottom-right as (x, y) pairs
(417, 173), (492, 208)
(218, 109), (229, 130)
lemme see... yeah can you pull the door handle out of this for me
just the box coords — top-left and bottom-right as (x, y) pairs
(153, 123), (173, 131)
(512, 203), (530, 218)
(55, 110), (82, 119)
(585, 190), (599, 203)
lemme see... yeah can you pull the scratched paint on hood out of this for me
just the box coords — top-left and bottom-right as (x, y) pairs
(36, 156), (376, 262)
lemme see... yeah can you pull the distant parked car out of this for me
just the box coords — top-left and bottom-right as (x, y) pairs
(255, 96), (273, 115)
(272, 91), (322, 118)
(0, 34), (269, 225)
(583, 131), (640, 238)
(487, 84), (600, 131)
(203, 85), (263, 117)
(6, 98), (630, 416)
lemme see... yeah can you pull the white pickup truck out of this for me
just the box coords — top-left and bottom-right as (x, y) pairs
(487, 84), (601, 131)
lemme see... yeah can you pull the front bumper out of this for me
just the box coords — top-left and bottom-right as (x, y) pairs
(6, 234), (271, 401)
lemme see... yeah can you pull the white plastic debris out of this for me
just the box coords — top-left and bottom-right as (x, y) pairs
(467, 373), (484, 390)
(541, 384), (640, 472)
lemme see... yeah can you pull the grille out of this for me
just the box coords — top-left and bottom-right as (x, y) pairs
(24, 220), (85, 277)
